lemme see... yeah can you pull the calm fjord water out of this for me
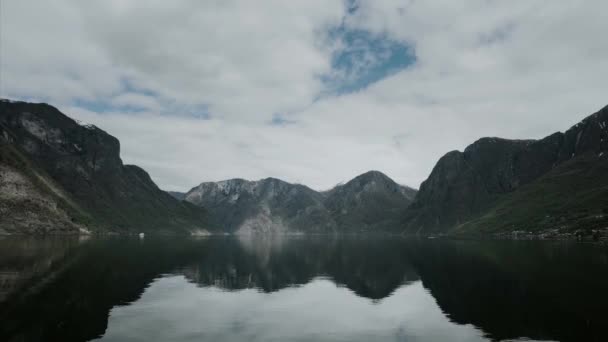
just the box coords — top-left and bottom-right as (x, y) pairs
(1, 236), (607, 342)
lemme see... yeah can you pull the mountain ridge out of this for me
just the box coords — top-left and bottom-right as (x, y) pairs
(3, 98), (608, 237)
(0, 99), (209, 235)
(404, 104), (608, 235)
(183, 170), (417, 233)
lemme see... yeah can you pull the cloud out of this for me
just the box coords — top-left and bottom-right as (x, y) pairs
(70, 0), (345, 121)
(65, 105), (413, 191)
(2, 0), (608, 191)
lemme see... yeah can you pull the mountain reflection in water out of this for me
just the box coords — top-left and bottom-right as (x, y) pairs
(0, 235), (607, 342)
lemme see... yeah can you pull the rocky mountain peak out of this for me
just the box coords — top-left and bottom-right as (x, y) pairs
(405, 104), (608, 233)
(0, 99), (208, 234)
(182, 170), (417, 233)
(329, 170), (417, 201)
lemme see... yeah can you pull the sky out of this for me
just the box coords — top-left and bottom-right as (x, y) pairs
(1, 0), (607, 191)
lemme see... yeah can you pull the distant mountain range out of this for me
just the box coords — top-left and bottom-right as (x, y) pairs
(176, 170), (416, 233)
(1, 98), (607, 236)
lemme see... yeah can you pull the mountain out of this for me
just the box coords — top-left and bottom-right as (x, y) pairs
(324, 170), (417, 230)
(183, 171), (417, 233)
(0, 142), (87, 234)
(166, 191), (186, 201)
(184, 178), (335, 233)
(0, 98), (416, 235)
(9, 97), (604, 237)
(0, 99), (209, 235)
(405, 105), (608, 235)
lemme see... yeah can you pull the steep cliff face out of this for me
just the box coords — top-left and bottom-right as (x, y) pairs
(458, 153), (608, 234)
(0, 99), (208, 234)
(405, 105), (608, 233)
(404, 150), (492, 232)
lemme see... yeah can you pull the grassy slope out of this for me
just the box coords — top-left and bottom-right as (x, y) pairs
(85, 165), (211, 234)
(457, 153), (608, 234)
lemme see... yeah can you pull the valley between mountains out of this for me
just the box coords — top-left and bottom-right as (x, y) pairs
(1, 99), (607, 238)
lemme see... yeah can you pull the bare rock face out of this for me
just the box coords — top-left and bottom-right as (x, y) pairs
(0, 99), (208, 234)
(184, 171), (417, 233)
(0, 163), (86, 235)
(405, 105), (608, 233)
(185, 178), (334, 233)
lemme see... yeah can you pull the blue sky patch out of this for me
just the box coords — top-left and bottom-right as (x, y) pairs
(321, 11), (416, 95)
(73, 78), (157, 113)
(72, 78), (211, 119)
(270, 113), (296, 126)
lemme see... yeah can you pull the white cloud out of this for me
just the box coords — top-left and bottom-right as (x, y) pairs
(65, 106), (413, 191)
(110, 93), (161, 111)
(2, 0), (608, 191)
(69, 0), (345, 120)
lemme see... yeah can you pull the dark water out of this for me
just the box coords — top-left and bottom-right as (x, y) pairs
(1, 236), (607, 342)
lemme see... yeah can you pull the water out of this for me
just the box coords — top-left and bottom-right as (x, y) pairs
(1, 235), (607, 342)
